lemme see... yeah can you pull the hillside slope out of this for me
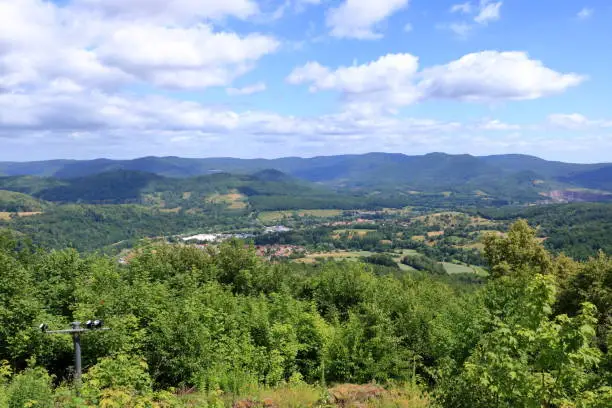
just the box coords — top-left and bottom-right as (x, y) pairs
(2, 153), (611, 201)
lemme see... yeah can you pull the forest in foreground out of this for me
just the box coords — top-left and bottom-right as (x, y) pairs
(0, 221), (611, 407)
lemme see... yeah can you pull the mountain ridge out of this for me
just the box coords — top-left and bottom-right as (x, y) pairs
(1, 153), (611, 202)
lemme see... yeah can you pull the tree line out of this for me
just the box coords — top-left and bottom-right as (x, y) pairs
(0, 221), (610, 406)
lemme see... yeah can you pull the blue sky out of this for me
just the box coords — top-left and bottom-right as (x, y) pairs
(0, 0), (610, 162)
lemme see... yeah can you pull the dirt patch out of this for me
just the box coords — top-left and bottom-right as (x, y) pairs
(427, 230), (444, 237)
(159, 207), (181, 213)
(0, 211), (42, 220)
(182, 191), (192, 199)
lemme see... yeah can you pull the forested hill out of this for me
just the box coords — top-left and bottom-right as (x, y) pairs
(1, 153), (611, 200)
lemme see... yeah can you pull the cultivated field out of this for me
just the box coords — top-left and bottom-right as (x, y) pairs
(207, 190), (248, 209)
(294, 250), (374, 264)
(331, 228), (376, 239)
(442, 262), (488, 276)
(259, 209), (343, 223)
(0, 211), (42, 220)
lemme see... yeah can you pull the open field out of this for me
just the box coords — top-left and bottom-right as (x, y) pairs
(332, 228), (376, 238)
(295, 250), (374, 264)
(390, 249), (419, 271)
(443, 262), (488, 276)
(259, 209), (343, 223)
(413, 211), (496, 228)
(0, 211), (42, 220)
(159, 207), (181, 213)
(207, 190), (248, 209)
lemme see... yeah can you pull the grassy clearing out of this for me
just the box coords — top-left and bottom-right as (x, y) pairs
(442, 262), (488, 276)
(427, 230), (444, 237)
(208, 190), (248, 210)
(182, 191), (192, 199)
(159, 207), (181, 213)
(457, 242), (486, 251)
(0, 211), (42, 220)
(382, 206), (413, 214)
(332, 229), (376, 239)
(259, 209), (343, 223)
(295, 250), (374, 264)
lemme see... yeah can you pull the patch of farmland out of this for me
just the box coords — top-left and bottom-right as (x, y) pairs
(294, 250), (374, 263)
(207, 190), (248, 210)
(442, 262), (488, 276)
(259, 209), (342, 223)
(0, 211), (42, 220)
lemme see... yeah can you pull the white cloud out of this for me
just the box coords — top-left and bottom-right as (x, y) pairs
(71, 0), (259, 23)
(474, 1), (502, 25)
(287, 54), (419, 93)
(577, 8), (594, 20)
(420, 51), (585, 102)
(450, 2), (472, 14)
(0, 0), (279, 91)
(287, 54), (421, 113)
(547, 113), (612, 129)
(226, 82), (267, 95)
(441, 1), (502, 37)
(475, 119), (520, 131)
(446, 22), (474, 37)
(326, 0), (410, 39)
(0, 83), (606, 162)
(288, 51), (585, 112)
(96, 24), (279, 89)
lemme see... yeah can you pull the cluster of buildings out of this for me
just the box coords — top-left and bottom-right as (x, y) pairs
(255, 245), (304, 259)
(181, 232), (254, 243)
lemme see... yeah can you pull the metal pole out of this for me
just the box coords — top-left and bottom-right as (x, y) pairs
(43, 320), (109, 393)
(73, 333), (81, 381)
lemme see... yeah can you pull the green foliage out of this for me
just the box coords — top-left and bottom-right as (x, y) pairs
(0, 190), (47, 212)
(5, 366), (54, 408)
(476, 203), (612, 259)
(361, 254), (400, 269)
(401, 255), (446, 275)
(483, 219), (552, 277)
(0, 220), (609, 406)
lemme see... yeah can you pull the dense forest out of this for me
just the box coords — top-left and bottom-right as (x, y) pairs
(475, 203), (612, 260)
(0, 221), (610, 407)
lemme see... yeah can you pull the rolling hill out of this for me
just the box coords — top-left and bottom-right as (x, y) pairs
(1, 153), (611, 202)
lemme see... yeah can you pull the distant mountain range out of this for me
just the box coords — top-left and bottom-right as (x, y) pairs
(1, 153), (611, 203)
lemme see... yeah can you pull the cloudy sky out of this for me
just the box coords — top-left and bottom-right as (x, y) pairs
(1, 0), (610, 162)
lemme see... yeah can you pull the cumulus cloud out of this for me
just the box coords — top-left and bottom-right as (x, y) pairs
(326, 0), (410, 39)
(474, 1), (502, 24)
(548, 113), (612, 129)
(70, 0), (259, 23)
(577, 8), (594, 20)
(441, 1), (502, 37)
(0, 0), (279, 92)
(96, 24), (279, 89)
(445, 22), (474, 37)
(226, 82), (267, 96)
(419, 51), (585, 102)
(450, 2), (473, 14)
(475, 119), (521, 131)
(288, 51), (585, 112)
